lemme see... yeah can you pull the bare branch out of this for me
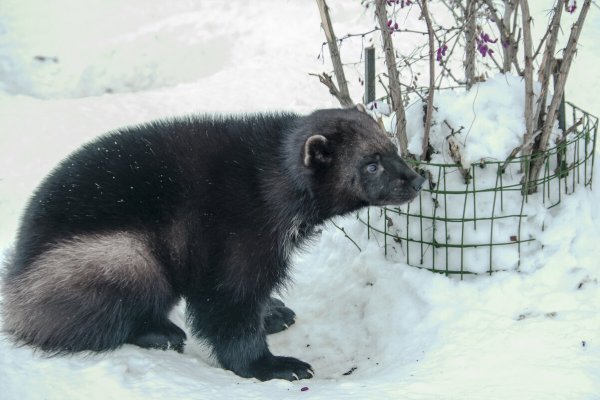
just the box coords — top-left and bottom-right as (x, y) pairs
(487, 50), (504, 71)
(309, 72), (353, 106)
(464, 0), (477, 89)
(532, 1), (563, 129)
(513, 27), (523, 74)
(315, 0), (354, 107)
(520, 0), (535, 160)
(374, 0), (409, 157)
(526, 0), (592, 193)
(420, 0), (435, 161)
(502, 0), (517, 72)
(560, 117), (584, 138)
(377, 74), (391, 100)
(532, 23), (552, 60)
(502, 123), (543, 172)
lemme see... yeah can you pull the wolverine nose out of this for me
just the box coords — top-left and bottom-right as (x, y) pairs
(411, 175), (426, 192)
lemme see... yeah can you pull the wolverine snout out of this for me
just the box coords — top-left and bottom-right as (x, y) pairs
(410, 175), (426, 192)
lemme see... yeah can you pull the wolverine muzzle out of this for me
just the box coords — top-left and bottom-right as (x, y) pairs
(411, 175), (426, 192)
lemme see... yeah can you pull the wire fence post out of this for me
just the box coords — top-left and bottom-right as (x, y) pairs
(364, 46), (376, 104)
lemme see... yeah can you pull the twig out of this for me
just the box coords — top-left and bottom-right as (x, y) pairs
(309, 72), (352, 106)
(399, 80), (427, 102)
(438, 23), (468, 85)
(443, 120), (470, 182)
(443, 119), (465, 135)
(502, 117), (583, 173)
(438, 0), (464, 21)
(487, 50), (504, 72)
(532, 22), (552, 60)
(501, 126), (543, 172)
(561, 117), (584, 138)
(377, 74), (391, 100)
(337, 28), (379, 42)
(482, 0), (519, 73)
(331, 220), (362, 252)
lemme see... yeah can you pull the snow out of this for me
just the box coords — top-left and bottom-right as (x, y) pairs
(1, 1), (600, 399)
(407, 74), (530, 166)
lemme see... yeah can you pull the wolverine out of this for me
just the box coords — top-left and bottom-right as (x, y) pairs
(1, 106), (424, 381)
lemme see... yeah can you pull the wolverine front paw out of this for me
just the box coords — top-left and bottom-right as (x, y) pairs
(248, 355), (314, 381)
(264, 297), (296, 334)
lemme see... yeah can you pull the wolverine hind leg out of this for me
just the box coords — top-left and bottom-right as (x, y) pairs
(1, 232), (184, 353)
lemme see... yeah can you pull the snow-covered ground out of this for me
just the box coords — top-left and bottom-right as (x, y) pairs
(1, 1), (599, 399)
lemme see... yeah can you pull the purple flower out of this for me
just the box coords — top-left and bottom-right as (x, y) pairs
(479, 32), (498, 44)
(386, 19), (397, 34)
(436, 44), (448, 63)
(386, 19), (400, 34)
(476, 32), (497, 57)
(477, 44), (494, 57)
(565, 0), (576, 13)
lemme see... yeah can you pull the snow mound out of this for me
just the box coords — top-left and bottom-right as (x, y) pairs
(407, 74), (530, 167)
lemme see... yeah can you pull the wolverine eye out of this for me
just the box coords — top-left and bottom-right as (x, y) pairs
(366, 163), (378, 173)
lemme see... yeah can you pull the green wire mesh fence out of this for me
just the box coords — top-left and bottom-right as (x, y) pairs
(359, 102), (597, 278)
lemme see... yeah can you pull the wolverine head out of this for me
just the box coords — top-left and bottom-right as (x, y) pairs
(298, 106), (424, 216)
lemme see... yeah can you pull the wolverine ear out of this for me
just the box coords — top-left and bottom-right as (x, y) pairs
(355, 103), (368, 113)
(303, 135), (332, 167)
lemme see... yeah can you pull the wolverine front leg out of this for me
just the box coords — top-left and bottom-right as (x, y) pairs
(186, 295), (312, 381)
